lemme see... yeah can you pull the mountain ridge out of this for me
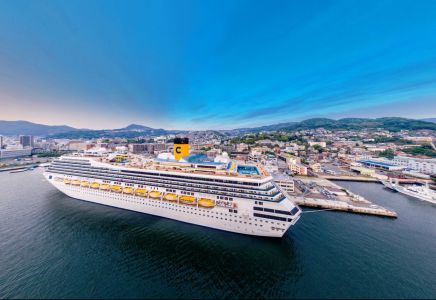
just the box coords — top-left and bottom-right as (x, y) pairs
(0, 117), (435, 138)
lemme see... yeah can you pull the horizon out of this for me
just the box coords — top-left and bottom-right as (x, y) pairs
(1, 0), (436, 130)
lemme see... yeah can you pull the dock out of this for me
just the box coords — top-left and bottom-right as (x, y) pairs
(290, 177), (397, 218)
(0, 164), (39, 173)
(320, 175), (380, 182)
(294, 197), (397, 218)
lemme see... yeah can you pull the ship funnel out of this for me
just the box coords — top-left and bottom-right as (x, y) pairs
(174, 137), (189, 160)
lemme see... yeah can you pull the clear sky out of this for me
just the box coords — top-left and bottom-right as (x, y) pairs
(0, 0), (435, 130)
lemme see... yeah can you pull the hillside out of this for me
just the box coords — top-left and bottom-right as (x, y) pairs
(242, 117), (436, 132)
(1, 117), (434, 138)
(0, 120), (77, 136)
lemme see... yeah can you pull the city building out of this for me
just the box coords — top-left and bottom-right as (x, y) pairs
(288, 163), (308, 175)
(67, 141), (88, 151)
(0, 148), (32, 159)
(19, 135), (34, 148)
(274, 175), (295, 194)
(308, 141), (326, 148)
(391, 156), (436, 175)
(404, 136), (433, 143)
(236, 143), (248, 152)
(309, 163), (321, 173)
(128, 144), (153, 154)
(357, 159), (405, 171)
(350, 166), (376, 176)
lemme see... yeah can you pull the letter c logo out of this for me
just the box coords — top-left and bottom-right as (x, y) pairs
(176, 146), (181, 154)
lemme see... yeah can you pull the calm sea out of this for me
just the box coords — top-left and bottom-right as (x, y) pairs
(0, 169), (435, 298)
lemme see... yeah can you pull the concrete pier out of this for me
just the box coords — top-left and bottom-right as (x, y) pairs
(294, 197), (397, 218)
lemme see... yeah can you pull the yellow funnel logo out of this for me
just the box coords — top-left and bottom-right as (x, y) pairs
(174, 137), (189, 160)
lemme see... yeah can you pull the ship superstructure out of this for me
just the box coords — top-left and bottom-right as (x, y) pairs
(43, 141), (301, 237)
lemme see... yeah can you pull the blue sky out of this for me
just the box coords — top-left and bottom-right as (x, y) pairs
(0, 0), (435, 129)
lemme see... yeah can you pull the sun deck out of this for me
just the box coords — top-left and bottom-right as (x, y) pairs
(72, 154), (271, 180)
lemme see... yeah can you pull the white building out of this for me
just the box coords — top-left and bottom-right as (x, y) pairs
(0, 148), (32, 159)
(274, 175), (295, 194)
(391, 156), (436, 175)
(68, 141), (88, 151)
(236, 143), (248, 152)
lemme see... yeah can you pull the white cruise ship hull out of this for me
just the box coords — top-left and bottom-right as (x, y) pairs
(394, 186), (436, 205)
(45, 174), (299, 237)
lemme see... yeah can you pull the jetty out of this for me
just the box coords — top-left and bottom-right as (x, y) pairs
(290, 177), (397, 218)
(320, 175), (380, 182)
(294, 197), (397, 218)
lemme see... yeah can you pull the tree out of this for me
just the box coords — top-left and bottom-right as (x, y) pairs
(378, 149), (395, 159)
(313, 144), (324, 153)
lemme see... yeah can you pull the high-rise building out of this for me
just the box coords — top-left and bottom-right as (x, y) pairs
(0, 135), (3, 149)
(20, 135), (34, 148)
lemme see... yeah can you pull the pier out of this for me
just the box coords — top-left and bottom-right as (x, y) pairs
(320, 175), (380, 182)
(291, 177), (398, 218)
(294, 197), (397, 218)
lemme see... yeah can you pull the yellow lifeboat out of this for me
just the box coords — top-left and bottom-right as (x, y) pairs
(123, 187), (133, 194)
(149, 191), (162, 199)
(81, 180), (90, 187)
(100, 184), (110, 190)
(135, 188), (148, 197)
(72, 180), (80, 186)
(111, 185), (122, 192)
(180, 195), (197, 205)
(164, 193), (178, 201)
(63, 178), (71, 184)
(91, 182), (100, 189)
(198, 198), (215, 208)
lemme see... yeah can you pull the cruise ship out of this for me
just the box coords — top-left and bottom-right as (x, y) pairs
(43, 138), (301, 237)
(382, 179), (436, 205)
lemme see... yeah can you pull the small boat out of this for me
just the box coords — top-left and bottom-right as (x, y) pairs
(64, 179), (71, 184)
(164, 193), (178, 201)
(71, 180), (81, 186)
(135, 188), (148, 197)
(111, 185), (122, 192)
(123, 187), (133, 194)
(149, 191), (162, 199)
(100, 184), (110, 190)
(90, 182), (100, 189)
(198, 198), (215, 208)
(180, 195), (197, 205)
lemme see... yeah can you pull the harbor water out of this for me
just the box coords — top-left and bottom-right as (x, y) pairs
(1, 169), (436, 298)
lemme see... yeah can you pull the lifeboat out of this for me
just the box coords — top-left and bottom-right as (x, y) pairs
(164, 193), (178, 201)
(123, 187), (133, 194)
(90, 182), (100, 189)
(198, 198), (215, 208)
(149, 191), (162, 199)
(135, 188), (148, 197)
(81, 181), (90, 187)
(111, 185), (122, 192)
(180, 195), (197, 205)
(100, 184), (110, 190)
(63, 179), (71, 184)
(71, 180), (80, 186)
